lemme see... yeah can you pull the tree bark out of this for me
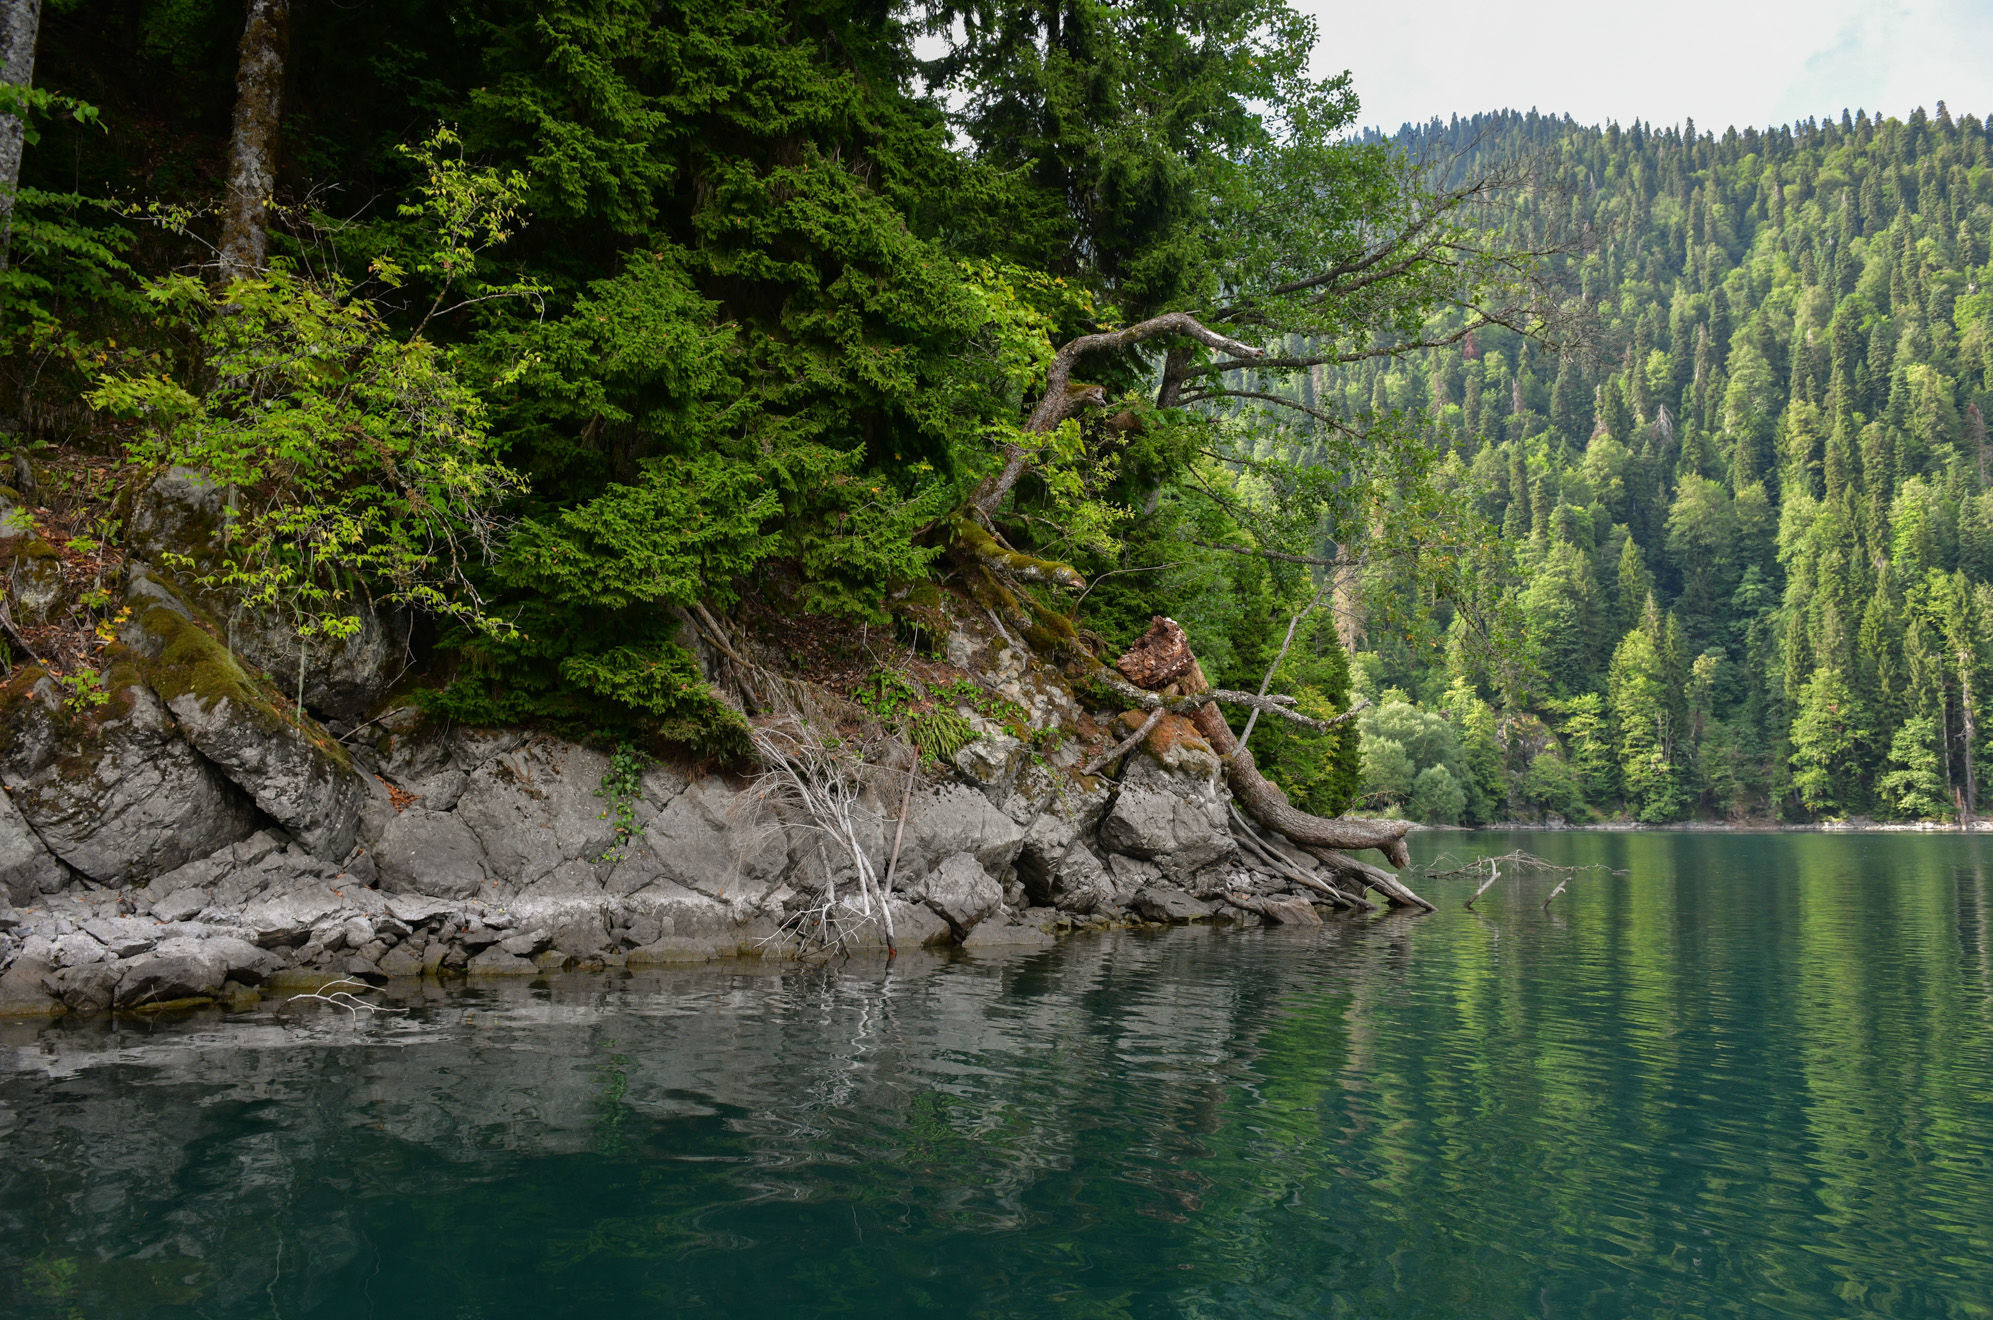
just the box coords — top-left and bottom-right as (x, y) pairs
(1112, 616), (1431, 907)
(217, 0), (289, 282)
(0, 0), (41, 273)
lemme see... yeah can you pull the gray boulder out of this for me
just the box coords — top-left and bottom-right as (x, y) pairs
(164, 688), (366, 860)
(5, 537), (66, 624)
(467, 947), (537, 975)
(951, 734), (1027, 802)
(1258, 896), (1322, 926)
(1130, 886), (1216, 923)
(0, 673), (254, 884)
(917, 852), (1003, 939)
(130, 466), (404, 723)
(1013, 812), (1113, 913)
(906, 783), (1027, 881)
(126, 466), (231, 566)
(452, 740), (631, 889)
(230, 597), (408, 723)
(0, 784), (66, 904)
(1097, 759), (1234, 883)
(960, 920), (1055, 949)
(374, 810), (488, 899)
(48, 962), (122, 1012)
(643, 776), (790, 904)
(80, 917), (158, 958)
(239, 880), (349, 946)
(114, 935), (279, 1007)
(0, 954), (55, 1016)
(125, 597), (367, 860)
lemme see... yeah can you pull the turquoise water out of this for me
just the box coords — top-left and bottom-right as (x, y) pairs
(3, 830), (1992, 1319)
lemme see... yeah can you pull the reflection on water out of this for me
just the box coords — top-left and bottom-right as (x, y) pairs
(3, 831), (1992, 1319)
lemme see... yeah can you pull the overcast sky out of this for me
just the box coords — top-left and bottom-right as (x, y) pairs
(1304, 0), (1993, 135)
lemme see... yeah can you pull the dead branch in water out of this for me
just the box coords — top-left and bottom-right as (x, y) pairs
(1418, 850), (1627, 907)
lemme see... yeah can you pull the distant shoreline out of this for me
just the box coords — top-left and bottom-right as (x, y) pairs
(1417, 820), (1993, 835)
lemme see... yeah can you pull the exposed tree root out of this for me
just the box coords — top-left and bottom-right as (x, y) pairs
(1227, 804), (1374, 911)
(1113, 616), (1433, 911)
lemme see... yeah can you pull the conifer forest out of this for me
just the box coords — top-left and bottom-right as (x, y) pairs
(2, 0), (1990, 829)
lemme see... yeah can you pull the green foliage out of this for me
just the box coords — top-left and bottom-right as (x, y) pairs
(1790, 667), (1871, 816)
(1877, 714), (1950, 819)
(86, 131), (537, 654)
(853, 669), (975, 764)
(594, 742), (644, 862)
(1521, 750), (1586, 820)
(1409, 763), (1467, 826)
(1249, 613), (1362, 816)
(56, 665), (110, 712)
(1357, 692), (1496, 823)
(1323, 107), (1993, 820)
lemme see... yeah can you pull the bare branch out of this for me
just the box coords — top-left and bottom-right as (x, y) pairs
(970, 312), (1265, 517)
(1083, 705), (1168, 776)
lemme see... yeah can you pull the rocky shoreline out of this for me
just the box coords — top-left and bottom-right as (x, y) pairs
(1, 469), (1360, 1019)
(0, 719), (1351, 1018)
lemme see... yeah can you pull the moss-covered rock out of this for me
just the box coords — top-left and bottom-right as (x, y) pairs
(126, 591), (367, 861)
(3, 536), (66, 625)
(0, 662), (256, 883)
(128, 471), (408, 721)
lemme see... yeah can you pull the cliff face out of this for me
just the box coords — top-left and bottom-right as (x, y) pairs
(0, 471), (1360, 1019)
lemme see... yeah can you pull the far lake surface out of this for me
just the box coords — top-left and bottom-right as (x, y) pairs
(3, 830), (1991, 1318)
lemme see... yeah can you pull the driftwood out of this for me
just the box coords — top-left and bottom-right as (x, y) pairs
(1419, 849), (1626, 908)
(1111, 617), (1433, 910)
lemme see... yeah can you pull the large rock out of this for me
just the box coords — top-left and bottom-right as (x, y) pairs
(3, 536), (65, 624)
(0, 954), (56, 1016)
(127, 466), (231, 566)
(1013, 812), (1113, 913)
(0, 783), (67, 904)
(230, 598), (408, 723)
(374, 810), (488, 899)
(239, 880), (350, 946)
(129, 600), (367, 860)
(1129, 887), (1216, 923)
(114, 935), (280, 1007)
(951, 734), (1027, 803)
(130, 467), (404, 724)
(917, 852), (1003, 938)
(906, 783), (1027, 881)
(0, 668), (255, 884)
(642, 776), (791, 904)
(1097, 759), (1234, 883)
(452, 740), (638, 890)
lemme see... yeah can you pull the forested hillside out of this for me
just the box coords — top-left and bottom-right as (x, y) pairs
(1320, 108), (1993, 824)
(0, 0), (1553, 857)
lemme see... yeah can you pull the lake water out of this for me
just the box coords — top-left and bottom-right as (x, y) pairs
(3, 830), (1992, 1319)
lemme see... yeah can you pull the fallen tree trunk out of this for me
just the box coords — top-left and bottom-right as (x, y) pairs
(1113, 616), (1433, 910)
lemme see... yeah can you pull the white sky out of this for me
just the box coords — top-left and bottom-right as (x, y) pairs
(1302, 0), (1993, 135)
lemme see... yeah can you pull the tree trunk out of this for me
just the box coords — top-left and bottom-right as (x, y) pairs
(0, 0), (41, 273)
(1112, 616), (1431, 908)
(1961, 650), (1978, 821)
(217, 0), (289, 282)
